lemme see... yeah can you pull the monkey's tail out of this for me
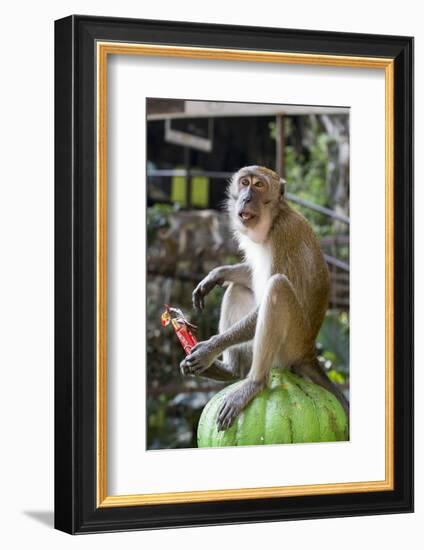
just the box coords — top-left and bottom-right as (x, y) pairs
(292, 360), (349, 418)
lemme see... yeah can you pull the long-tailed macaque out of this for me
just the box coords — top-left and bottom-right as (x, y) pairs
(180, 165), (349, 431)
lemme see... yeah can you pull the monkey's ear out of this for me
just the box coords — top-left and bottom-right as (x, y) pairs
(280, 178), (286, 198)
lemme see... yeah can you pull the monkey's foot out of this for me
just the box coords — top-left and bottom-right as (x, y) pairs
(217, 379), (263, 431)
(180, 340), (219, 376)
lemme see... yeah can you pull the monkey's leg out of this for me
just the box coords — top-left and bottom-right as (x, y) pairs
(194, 360), (239, 382)
(218, 274), (310, 431)
(181, 283), (254, 381)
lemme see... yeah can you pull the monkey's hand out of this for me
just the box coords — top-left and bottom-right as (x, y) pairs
(192, 269), (224, 311)
(180, 339), (219, 376)
(217, 379), (264, 431)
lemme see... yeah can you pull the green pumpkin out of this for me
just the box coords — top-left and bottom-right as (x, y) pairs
(197, 369), (348, 447)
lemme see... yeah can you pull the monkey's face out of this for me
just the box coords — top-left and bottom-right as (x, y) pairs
(228, 166), (284, 242)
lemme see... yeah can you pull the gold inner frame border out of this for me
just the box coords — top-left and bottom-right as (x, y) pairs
(96, 42), (394, 508)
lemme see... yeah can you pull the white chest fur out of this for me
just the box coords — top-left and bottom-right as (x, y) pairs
(238, 235), (272, 304)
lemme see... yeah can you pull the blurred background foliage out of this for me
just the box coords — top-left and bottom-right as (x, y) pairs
(146, 101), (349, 450)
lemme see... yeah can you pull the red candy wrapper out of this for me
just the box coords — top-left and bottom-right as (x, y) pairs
(161, 305), (197, 355)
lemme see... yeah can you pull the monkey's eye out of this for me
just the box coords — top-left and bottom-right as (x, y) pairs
(254, 180), (264, 188)
(240, 179), (249, 186)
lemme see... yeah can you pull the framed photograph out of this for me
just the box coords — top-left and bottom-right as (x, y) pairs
(54, 15), (413, 534)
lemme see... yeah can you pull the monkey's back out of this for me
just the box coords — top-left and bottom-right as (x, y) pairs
(271, 205), (330, 336)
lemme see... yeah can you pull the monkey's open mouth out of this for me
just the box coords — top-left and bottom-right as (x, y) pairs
(239, 211), (256, 222)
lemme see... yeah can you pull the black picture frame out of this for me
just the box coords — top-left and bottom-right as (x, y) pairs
(55, 15), (414, 534)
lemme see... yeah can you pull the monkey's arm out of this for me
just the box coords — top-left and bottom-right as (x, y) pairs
(192, 263), (252, 310)
(180, 308), (258, 375)
(213, 308), (258, 350)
